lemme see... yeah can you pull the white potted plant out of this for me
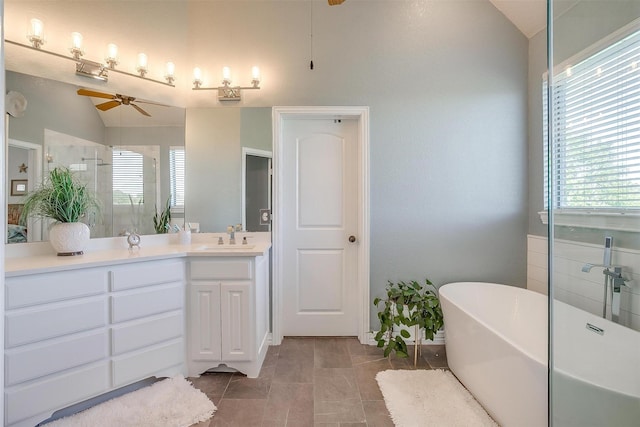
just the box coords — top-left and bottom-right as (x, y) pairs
(21, 167), (99, 256)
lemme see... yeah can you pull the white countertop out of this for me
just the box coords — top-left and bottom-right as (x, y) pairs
(5, 232), (272, 276)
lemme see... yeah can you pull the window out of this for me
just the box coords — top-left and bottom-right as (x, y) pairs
(544, 26), (640, 215)
(112, 149), (144, 205)
(170, 146), (185, 210)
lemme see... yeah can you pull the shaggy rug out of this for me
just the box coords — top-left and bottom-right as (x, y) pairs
(375, 369), (498, 427)
(45, 376), (216, 427)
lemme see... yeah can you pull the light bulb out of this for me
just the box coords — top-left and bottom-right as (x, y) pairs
(70, 32), (83, 59)
(71, 32), (83, 49)
(105, 43), (119, 68)
(137, 53), (148, 69)
(193, 67), (203, 88)
(30, 18), (43, 38)
(165, 62), (176, 84)
(252, 66), (261, 81)
(28, 18), (44, 48)
(166, 62), (175, 77)
(222, 66), (231, 85)
(136, 53), (148, 77)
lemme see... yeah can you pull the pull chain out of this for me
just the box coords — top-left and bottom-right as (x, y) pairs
(310, 0), (314, 70)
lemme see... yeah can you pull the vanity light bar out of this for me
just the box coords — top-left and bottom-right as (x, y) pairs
(191, 66), (260, 101)
(5, 37), (176, 88)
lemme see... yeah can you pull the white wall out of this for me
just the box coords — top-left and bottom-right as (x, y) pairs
(6, 71), (105, 146)
(184, 1), (529, 328)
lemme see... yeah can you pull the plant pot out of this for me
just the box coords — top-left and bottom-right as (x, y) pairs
(49, 222), (90, 256)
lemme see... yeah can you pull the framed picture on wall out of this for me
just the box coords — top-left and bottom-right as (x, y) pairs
(11, 179), (28, 196)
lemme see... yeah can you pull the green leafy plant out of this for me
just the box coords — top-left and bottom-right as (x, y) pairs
(373, 278), (444, 365)
(21, 167), (100, 224)
(153, 197), (172, 234)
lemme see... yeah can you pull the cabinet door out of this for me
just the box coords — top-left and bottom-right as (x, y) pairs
(221, 281), (253, 361)
(190, 282), (221, 361)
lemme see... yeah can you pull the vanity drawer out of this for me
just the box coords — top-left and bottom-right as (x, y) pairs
(111, 311), (183, 355)
(111, 339), (184, 387)
(190, 259), (253, 280)
(5, 297), (107, 348)
(5, 330), (108, 386)
(111, 260), (184, 291)
(5, 362), (109, 426)
(6, 269), (107, 309)
(110, 282), (183, 324)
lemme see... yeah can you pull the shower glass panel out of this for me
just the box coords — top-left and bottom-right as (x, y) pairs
(43, 129), (159, 238)
(548, 1), (640, 425)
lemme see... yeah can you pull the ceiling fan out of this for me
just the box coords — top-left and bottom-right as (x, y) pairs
(328, 0), (346, 4)
(76, 88), (164, 116)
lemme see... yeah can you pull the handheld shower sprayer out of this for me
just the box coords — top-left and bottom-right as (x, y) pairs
(603, 236), (613, 267)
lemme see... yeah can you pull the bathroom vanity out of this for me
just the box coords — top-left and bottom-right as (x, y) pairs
(3, 234), (271, 427)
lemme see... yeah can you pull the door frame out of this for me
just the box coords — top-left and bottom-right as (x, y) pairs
(272, 106), (370, 345)
(7, 138), (43, 242)
(241, 147), (273, 232)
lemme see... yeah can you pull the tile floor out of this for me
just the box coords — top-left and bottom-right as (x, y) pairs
(189, 337), (448, 427)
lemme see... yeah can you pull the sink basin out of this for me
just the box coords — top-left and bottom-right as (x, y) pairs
(195, 244), (255, 251)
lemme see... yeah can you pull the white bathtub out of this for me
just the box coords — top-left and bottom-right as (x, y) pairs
(439, 282), (640, 427)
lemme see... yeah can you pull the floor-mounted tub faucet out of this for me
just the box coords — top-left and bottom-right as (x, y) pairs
(580, 237), (627, 322)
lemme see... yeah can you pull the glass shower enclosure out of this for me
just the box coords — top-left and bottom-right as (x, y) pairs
(547, 1), (640, 425)
(43, 129), (159, 239)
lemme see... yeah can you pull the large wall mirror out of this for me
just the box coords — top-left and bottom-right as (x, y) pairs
(6, 70), (185, 243)
(4, 1), (273, 245)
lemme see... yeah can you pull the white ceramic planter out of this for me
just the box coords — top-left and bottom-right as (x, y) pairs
(48, 222), (91, 256)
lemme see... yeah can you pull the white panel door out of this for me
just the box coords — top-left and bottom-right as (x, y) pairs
(282, 118), (359, 336)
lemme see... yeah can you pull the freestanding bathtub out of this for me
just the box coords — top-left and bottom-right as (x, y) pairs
(439, 281), (640, 427)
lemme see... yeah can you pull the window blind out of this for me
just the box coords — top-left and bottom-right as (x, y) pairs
(112, 149), (144, 205)
(169, 147), (185, 208)
(545, 27), (640, 211)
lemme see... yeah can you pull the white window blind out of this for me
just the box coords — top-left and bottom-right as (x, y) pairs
(169, 146), (185, 208)
(545, 27), (640, 211)
(112, 149), (144, 205)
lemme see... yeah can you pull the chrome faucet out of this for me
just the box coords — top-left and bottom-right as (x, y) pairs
(580, 237), (627, 322)
(227, 225), (236, 244)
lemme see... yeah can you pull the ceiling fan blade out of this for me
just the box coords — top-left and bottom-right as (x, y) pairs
(328, 0), (345, 5)
(96, 100), (122, 111)
(131, 103), (151, 117)
(135, 99), (172, 107)
(77, 88), (116, 100)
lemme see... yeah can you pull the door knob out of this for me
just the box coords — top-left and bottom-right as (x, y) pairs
(349, 235), (356, 243)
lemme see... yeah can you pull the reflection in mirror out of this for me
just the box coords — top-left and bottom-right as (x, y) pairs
(5, 70), (186, 243)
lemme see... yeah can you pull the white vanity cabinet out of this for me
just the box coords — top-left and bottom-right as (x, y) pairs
(4, 259), (186, 427)
(188, 254), (270, 378)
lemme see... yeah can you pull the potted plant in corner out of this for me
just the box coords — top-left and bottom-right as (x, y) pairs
(373, 278), (444, 366)
(21, 167), (99, 256)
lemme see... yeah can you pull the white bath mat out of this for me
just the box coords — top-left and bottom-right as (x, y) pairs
(45, 376), (216, 427)
(376, 369), (498, 427)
